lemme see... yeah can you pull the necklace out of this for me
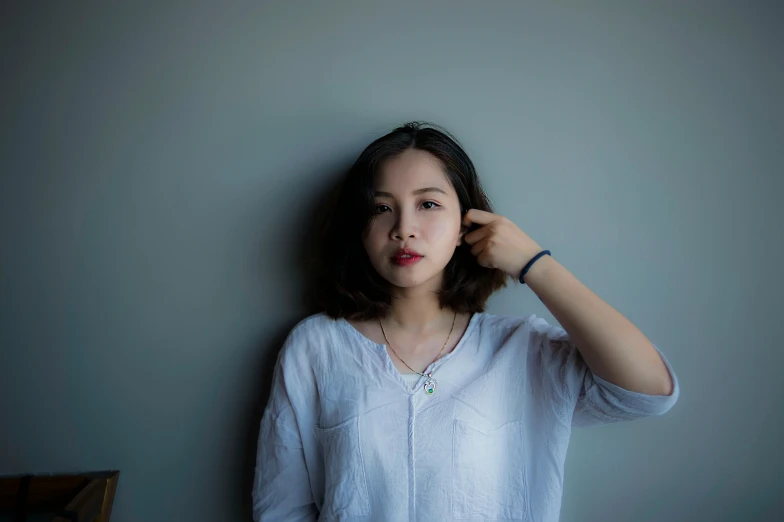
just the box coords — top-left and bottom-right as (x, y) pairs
(378, 311), (457, 395)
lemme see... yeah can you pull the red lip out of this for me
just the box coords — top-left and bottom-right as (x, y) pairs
(391, 247), (424, 266)
(392, 255), (423, 267)
(392, 247), (423, 258)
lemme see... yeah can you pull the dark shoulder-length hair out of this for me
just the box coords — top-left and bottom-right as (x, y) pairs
(311, 121), (507, 320)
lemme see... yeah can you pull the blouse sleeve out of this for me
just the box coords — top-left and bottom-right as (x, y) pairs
(252, 343), (319, 521)
(528, 316), (680, 428)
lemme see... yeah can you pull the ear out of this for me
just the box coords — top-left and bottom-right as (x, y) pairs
(457, 223), (468, 246)
(457, 207), (469, 245)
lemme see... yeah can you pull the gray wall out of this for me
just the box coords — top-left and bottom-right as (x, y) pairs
(1, 2), (782, 521)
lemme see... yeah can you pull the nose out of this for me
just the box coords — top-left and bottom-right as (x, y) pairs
(389, 206), (419, 240)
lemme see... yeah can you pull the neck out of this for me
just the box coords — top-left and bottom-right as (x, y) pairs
(385, 279), (453, 334)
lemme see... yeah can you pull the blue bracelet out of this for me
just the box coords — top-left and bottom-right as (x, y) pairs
(519, 250), (551, 284)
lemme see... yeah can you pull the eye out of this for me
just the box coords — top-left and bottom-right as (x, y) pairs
(374, 204), (391, 214)
(422, 201), (441, 210)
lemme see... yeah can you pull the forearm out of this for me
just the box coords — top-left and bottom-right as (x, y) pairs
(523, 255), (673, 396)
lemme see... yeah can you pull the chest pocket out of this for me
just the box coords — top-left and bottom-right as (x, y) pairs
(452, 418), (529, 520)
(314, 416), (371, 519)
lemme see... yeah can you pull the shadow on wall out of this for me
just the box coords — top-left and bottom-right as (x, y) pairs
(237, 162), (352, 518)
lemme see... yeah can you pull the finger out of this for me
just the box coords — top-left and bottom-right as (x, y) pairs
(477, 251), (493, 269)
(462, 208), (499, 227)
(471, 236), (490, 257)
(463, 224), (492, 245)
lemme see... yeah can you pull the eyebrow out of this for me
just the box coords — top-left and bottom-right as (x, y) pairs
(374, 187), (448, 198)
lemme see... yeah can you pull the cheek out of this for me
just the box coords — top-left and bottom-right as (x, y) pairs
(427, 217), (461, 244)
(362, 221), (386, 252)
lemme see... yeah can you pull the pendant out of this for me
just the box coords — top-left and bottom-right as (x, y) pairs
(424, 374), (437, 394)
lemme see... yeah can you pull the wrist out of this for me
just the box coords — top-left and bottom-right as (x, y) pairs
(519, 251), (555, 285)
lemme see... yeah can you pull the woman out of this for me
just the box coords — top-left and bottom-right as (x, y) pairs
(252, 122), (679, 521)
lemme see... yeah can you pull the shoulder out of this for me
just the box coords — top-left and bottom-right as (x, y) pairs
(288, 311), (339, 337)
(477, 313), (581, 396)
(277, 312), (342, 360)
(481, 311), (566, 335)
(475, 311), (551, 336)
(475, 312), (572, 357)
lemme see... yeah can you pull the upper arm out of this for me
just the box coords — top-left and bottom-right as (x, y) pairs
(527, 317), (680, 428)
(252, 335), (319, 521)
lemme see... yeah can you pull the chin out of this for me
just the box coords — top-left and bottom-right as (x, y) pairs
(383, 268), (443, 290)
(387, 277), (425, 289)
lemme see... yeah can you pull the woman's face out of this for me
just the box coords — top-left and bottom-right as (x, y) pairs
(362, 148), (465, 292)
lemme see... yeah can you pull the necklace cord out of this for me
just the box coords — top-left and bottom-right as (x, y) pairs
(378, 311), (457, 377)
